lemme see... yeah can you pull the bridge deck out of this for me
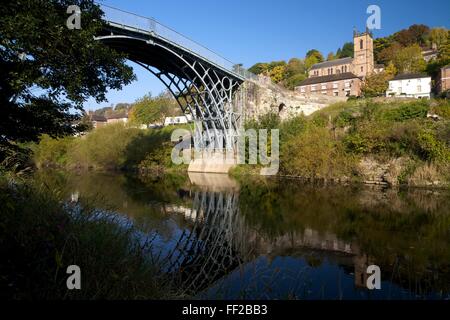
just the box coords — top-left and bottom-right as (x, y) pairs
(99, 4), (257, 82)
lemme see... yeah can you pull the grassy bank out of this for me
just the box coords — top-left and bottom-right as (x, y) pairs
(0, 172), (180, 299)
(234, 98), (450, 188)
(32, 123), (189, 174)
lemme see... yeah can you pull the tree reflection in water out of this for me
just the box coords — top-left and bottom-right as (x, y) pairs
(35, 170), (450, 299)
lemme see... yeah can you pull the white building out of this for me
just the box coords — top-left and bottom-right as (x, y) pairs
(164, 114), (193, 126)
(386, 74), (431, 99)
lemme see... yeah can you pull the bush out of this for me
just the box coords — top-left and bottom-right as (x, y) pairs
(379, 100), (428, 122)
(280, 124), (355, 179)
(33, 124), (186, 171)
(33, 135), (74, 168)
(417, 129), (450, 163)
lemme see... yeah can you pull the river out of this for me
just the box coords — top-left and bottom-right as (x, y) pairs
(34, 170), (450, 300)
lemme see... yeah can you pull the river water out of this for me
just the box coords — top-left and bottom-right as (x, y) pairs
(35, 170), (450, 300)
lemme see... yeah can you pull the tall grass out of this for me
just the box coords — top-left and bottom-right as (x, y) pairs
(33, 123), (189, 172)
(0, 174), (179, 299)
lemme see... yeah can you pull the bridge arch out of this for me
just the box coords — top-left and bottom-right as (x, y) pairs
(95, 30), (243, 151)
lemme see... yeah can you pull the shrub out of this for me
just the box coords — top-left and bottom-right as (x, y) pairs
(280, 124), (354, 179)
(33, 135), (74, 168)
(379, 100), (428, 122)
(417, 130), (450, 163)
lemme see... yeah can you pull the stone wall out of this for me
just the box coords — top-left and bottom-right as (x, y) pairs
(234, 75), (346, 122)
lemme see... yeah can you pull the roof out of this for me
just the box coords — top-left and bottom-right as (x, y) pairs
(89, 115), (107, 122)
(106, 114), (128, 120)
(297, 72), (361, 86)
(391, 73), (430, 81)
(375, 64), (385, 69)
(310, 57), (353, 70)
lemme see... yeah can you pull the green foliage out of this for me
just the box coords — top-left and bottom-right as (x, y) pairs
(334, 110), (355, 128)
(391, 44), (427, 73)
(33, 135), (74, 168)
(129, 92), (180, 125)
(305, 49), (324, 62)
(0, 0), (135, 161)
(361, 71), (393, 97)
(284, 73), (307, 90)
(336, 42), (354, 58)
(33, 124), (187, 171)
(417, 130), (450, 163)
(380, 101), (428, 122)
(280, 123), (355, 178)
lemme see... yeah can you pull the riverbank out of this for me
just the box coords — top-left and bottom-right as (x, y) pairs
(32, 123), (189, 174)
(31, 98), (450, 188)
(234, 98), (450, 188)
(0, 172), (182, 299)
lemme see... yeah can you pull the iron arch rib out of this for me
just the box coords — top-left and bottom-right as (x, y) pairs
(95, 33), (244, 153)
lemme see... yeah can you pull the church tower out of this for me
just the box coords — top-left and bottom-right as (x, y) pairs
(353, 28), (374, 78)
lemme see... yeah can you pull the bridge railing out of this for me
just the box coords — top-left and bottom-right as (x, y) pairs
(99, 4), (258, 81)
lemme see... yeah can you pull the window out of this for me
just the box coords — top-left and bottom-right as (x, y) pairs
(417, 85), (422, 92)
(345, 81), (350, 88)
(361, 66), (364, 73)
(334, 92), (339, 97)
(311, 85), (316, 91)
(300, 86), (305, 93)
(360, 39), (364, 50)
(333, 82), (338, 88)
(321, 84), (327, 90)
(344, 65), (347, 72)
(341, 66), (344, 73)
(331, 68), (333, 75)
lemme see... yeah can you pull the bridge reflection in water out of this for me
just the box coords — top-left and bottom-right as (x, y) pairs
(53, 170), (450, 299)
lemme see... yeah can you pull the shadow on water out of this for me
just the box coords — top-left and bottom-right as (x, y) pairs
(34, 170), (450, 299)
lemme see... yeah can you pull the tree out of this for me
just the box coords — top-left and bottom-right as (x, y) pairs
(248, 62), (269, 75)
(337, 42), (354, 58)
(394, 24), (430, 47)
(306, 49), (324, 63)
(284, 74), (307, 90)
(378, 42), (403, 65)
(361, 62), (396, 97)
(429, 28), (448, 49)
(361, 72), (392, 97)
(0, 0), (135, 162)
(285, 58), (306, 78)
(385, 62), (398, 77)
(392, 44), (426, 73)
(373, 36), (394, 63)
(269, 65), (286, 83)
(326, 52), (335, 61)
(129, 92), (180, 125)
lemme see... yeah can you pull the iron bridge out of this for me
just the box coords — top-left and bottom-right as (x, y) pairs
(96, 4), (257, 152)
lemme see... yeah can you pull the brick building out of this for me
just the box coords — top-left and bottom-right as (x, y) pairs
(437, 65), (450, 94)
(296, 73), (362, 97)
(296, 28), (375, 97)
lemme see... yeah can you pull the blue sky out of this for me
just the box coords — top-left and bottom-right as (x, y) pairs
(85, 0), (450, 111)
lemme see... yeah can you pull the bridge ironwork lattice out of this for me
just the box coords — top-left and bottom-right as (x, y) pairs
(96, 4), (258, 152)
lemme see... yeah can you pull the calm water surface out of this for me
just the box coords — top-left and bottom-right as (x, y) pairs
(35, 170), (450, 299)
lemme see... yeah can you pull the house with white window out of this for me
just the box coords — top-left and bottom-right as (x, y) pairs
(386, 73), (431, 99)
(164, 114), (193, 126)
